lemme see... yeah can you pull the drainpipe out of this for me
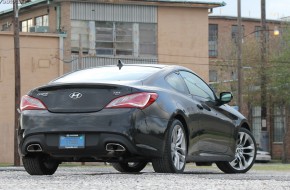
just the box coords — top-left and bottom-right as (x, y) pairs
(56, 5), (61, 32)
(58, 33), (66, 76)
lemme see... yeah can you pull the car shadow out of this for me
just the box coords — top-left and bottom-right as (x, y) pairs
(78, 170), (223, 176)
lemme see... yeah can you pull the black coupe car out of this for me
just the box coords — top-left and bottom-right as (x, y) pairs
(18, 64), (256, 175)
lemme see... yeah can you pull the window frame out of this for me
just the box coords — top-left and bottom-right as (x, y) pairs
(179, 70), (217, 101)
(165, 72), (190, 95)
(1, 23), (10, 31)
(209, 70), (218, 82)
(209, 24), (218, 57)
(95, 21), (157, 58)
(254, 26), (261, 40)
(251, 106), (261, 144)
(20, 18), (33, 32)
(231, 25), (244, 43)
(139, 23), (157, 57)
(35, 15), (49, 27)
(273, 106), (285, 143)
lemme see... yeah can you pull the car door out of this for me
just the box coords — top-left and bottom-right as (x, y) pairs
(179, 71), (235, 154)
(165, 72), (201, 155)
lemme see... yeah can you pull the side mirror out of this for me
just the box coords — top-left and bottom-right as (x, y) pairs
(219, 92), (233, 105)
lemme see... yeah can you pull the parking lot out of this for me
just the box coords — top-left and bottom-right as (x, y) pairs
(0, 163), (290, 190)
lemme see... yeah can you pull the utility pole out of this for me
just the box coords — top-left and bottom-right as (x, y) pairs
(13, 0), (21, 166)
(78, 34), (83, 70)
(237, 0), (243, 112)
(260, 0), (267, 131)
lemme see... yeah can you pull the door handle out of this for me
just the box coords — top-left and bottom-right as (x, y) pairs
(201, 103), (211, 111)
(197, 104), (204, 110)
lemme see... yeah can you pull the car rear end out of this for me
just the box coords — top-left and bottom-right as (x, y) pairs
(18, 66), (168, 163)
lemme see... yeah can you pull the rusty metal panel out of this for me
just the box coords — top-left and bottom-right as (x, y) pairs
(71, 55), (157, 71)
(71, 2), (157, 23)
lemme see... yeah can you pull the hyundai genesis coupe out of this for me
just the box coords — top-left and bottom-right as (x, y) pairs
(18, 63), (256, 175)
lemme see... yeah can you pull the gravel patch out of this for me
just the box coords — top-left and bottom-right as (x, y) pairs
(0, 165), (289, 190)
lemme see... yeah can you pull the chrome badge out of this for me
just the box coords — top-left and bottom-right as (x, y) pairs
(37, 92), (48, 97)
(69, 92), (82, 99)
(113, 91), (121, 96)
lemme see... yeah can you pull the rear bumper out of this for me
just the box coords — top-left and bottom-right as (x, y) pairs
(20, 133), (145, 161)
(18, 109), (169, 161)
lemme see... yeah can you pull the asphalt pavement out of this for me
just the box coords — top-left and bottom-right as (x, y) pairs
(0, 164), (290, 190)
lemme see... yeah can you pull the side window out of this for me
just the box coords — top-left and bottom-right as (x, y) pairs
(165, 72), (188, 94)
(179, 71), (216, 100)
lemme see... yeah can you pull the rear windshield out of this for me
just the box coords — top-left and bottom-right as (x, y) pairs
(53, 66), (160, 83)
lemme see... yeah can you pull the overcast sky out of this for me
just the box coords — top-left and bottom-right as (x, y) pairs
(210, 0), (290, 19)
(0, 0), (289, 20)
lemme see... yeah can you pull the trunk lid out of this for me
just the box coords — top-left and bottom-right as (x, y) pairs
(30, 83), (134, 113)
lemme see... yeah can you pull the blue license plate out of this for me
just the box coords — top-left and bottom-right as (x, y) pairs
(59, 134), (85, 149)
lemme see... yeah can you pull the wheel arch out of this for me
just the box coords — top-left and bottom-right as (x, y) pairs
(171, 112), (189, 150)
(240, 120), (251, 132)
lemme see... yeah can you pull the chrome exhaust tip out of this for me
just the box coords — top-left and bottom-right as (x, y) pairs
(106, 143), (126, 152)
(27, 144), (43, 152)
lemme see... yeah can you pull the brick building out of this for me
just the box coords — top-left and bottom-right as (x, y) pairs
(0, 32), (62, 163)
(0, 0), (223, 164)
(0, 0), (225, 80)
(208, 15), (290, 160)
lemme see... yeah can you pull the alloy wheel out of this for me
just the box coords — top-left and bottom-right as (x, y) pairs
(230, 131), (256, 171)
(171, 124), (186, 170)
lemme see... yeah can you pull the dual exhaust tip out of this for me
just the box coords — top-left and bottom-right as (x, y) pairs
(106, 143), (126, 152)
(27, 143), (125, 152)
(27, 144), (43, 152)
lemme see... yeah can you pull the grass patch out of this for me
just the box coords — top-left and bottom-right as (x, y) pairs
(252, 163), (290, 171)
(0, 163), (14, 167)
(186, 162), (290, 172)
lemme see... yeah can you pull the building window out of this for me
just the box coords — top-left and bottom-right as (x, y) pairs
(71, 21), (90, 53)
(20, 19), (33, 32)
(139, 23), (157, 57)
(273, 106), (285, 143)
(231, 25), (244, 43)
(35, 15), (49, 26)
(115, 22), (133, 56)
(95, 21), (156, 57)
(209, 70), (217, 82)
(255, 26), (261, 40)
(1, 23), (11, 31)
(252, 106), (261, 144)
(231, 71), (237, 80)
(254, 25), (270, 41)
(95, 22), (114, 55)
(209, 24), (218, 57)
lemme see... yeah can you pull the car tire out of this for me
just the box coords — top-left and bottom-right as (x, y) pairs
(22, 155), (59, 175)
(216, 128), (256, 174)
(111, 162), (148, 173)
(152, 120), (187, 173)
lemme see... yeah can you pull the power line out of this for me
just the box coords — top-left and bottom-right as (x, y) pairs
(1, 47), (290, 66)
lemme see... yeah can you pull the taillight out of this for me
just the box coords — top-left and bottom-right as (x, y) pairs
(20, 95), (47, 111)
(106, 92), (158, 109)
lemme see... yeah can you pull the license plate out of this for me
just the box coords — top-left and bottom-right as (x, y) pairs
(59, 134), (85, 149)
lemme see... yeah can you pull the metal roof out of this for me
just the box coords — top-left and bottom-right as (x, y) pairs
(0, 0), (48, 16)
(0, 0), (225, 16)
(141, 0), (225, 5)
(209, 15), (282, 23)
(91, 0), (226, 8)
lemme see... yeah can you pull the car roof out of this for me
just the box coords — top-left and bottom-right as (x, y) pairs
(98, 64), (169, 69)
(50, 63), (194, 85)
(99, 63), (190, 72)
